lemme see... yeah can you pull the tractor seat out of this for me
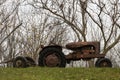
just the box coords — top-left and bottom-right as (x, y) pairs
(66, 41), (98, 50)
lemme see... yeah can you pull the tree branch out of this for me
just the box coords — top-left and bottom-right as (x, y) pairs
(103, 34), (120, 54)
(0, 23), (22, 45)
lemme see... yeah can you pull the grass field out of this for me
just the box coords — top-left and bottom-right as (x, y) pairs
(0, 67), (120, 80)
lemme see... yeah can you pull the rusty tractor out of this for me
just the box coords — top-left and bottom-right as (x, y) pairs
(6, 41), (112, 68)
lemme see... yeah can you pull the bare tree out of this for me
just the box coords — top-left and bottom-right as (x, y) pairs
(0, 0), (22, 66)
(87, 0), (120, 54)
(30, 0), (120, 67)
(0, 0), (119, 67)
(30, 0), (88, 41)
(21, 15), (69, 61)
(30, 0), (120, 53)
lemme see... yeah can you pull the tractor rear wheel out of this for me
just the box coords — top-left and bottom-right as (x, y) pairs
(13, 56), (28, 68)
(95, 58), (112, 67)
(38, 47), (66, 67)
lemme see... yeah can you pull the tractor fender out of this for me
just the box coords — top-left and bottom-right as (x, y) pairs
(39, 45), (62, 54)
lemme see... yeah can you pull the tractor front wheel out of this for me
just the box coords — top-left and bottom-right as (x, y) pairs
(95, 58), (112, 67)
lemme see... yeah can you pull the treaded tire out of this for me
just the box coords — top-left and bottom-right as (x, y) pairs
(13, 56), (28, 68)
(38, 47), (66, 67)
(95, 58), (101, 66)
(95, 58), (112, 67)
(25, 57), (36, 67)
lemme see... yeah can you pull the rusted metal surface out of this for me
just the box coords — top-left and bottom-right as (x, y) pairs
(44, 53), (60, 67)
(66, 41), (100, 54)
(15, 60), (24, 67)
(65, 52), (105, 60)
(65, 41), (104, 61)
(99, 61), (108, 67)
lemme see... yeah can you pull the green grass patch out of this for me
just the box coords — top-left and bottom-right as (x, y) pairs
(0, 67), (120, 80)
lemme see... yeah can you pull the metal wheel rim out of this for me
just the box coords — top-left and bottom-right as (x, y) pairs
(100, 61), (109, 67)
(15, 60), (24, 67)
(44, 53), (61, 67)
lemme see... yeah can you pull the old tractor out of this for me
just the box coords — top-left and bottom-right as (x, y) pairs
(6, 41), (112, 68)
